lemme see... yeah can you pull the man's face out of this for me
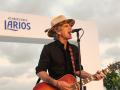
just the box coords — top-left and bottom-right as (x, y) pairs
(58, 23), (72, 40)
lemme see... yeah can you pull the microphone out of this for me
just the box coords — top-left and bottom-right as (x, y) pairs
(71, 28), (83, 33)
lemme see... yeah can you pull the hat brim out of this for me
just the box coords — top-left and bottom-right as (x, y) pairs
(47, 19), (75, 37)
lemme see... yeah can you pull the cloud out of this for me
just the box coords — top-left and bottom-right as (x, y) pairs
(0, 60), (37, 90)
(101, 46), (120, 60)
(0, 0), (54, 16)
(0, 74), (37, 90)
(98, 17), (120, 42)
(0, 42), (39, 90)
(61, 0), (120, 42)
(0, 42), (42, 90)
(0, 64), (28, 78)
(0, 42), (43, 64)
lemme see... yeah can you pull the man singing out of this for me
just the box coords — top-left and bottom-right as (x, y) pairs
(35, 15), (104, 90)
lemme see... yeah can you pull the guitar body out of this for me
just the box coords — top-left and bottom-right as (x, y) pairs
(33, 74), (77, 90)
(33, 61), (120, 90)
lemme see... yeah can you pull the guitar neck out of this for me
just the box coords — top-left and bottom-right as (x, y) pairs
(79, 67), (110, 85)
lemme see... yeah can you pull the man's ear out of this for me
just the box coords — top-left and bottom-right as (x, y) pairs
(56, 31), (61, 35)
(57, 32), (61, 35)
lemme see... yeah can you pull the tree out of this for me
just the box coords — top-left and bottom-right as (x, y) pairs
(103, 70), (120, 90)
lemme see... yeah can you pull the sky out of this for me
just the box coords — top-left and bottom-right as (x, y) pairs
(0, 0), (120, 90)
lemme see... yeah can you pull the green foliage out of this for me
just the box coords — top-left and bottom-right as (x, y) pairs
(103, 70), (120, 90)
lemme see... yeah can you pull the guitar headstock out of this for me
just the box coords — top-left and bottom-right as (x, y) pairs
(107, 61), (120, 72)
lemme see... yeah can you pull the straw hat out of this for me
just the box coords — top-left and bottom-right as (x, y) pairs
(45, 15), (75, 37)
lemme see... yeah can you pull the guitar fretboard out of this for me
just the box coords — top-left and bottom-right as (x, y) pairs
(79, 68), (111, 85)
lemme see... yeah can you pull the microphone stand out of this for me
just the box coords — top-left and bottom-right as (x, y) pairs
(75, 29), (86, 90)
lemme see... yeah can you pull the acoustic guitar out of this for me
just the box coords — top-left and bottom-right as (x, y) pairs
(33, 61), (120, 90)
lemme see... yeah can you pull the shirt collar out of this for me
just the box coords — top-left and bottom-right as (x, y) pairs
(55, 40), (70, 49)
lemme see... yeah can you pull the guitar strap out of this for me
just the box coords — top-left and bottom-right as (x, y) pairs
(36, 78), (41, 85)
(69, 46), (76, 74)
